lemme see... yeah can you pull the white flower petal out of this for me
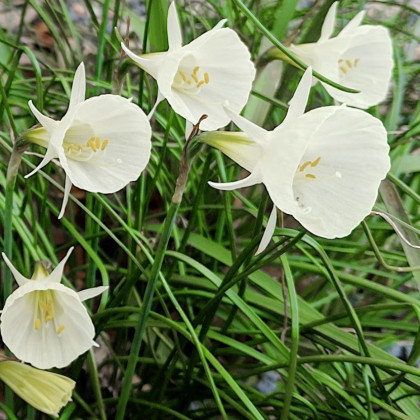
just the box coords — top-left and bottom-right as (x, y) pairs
(28, 101), (58, 133)
(1, 282), (96, 369)
(121, 43), (165, 80)
(58, 175), (72, 219)
(339, 10), (365, 37)
(319, 2), (338, 41)
(147, 90), (165, 120)
(224, 107), (267, 144)
(209, 169), (262, 191)
(322, 26), (393, 108)
(58, 95), (152, 194)
(291, 106), (389, 238)
(167, 1), (183, 50)
(78, 285), (108, 302)
(284, 67), (312, 122)
(24, 144), (58, 179)
(48, 247), (74, 283)
(256, 206), (277, 255)
(261, 106), (340, 216)
(157, 27), (255, 130)
(68, 63), (86, 111)
(2, 253), (31, 287)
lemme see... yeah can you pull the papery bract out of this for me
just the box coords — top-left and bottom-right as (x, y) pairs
(1, 248), (108, 369)
(121, 1), (255, 132)
(0, 358), (75, 417)
(25, 62), (152, 218)
(205, 68), (390, 253)
(289, 2), (393, 108)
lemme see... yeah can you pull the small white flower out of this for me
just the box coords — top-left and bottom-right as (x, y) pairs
(25, 62), (152, 218)
(0, 359), (75, 417)
(121, 1), (256, 131)
(206, 68), (390, 253)
(1, 248), (108, 369)
(289, 2), (393, 108)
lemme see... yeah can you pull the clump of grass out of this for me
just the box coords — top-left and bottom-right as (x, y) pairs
(1, 0), (420, 419)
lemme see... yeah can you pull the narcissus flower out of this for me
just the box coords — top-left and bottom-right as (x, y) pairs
(121, 1), (255, 131)
(0, 357), (75, 417)
(25, 62), (152, 218)
(204, 68), (390, 253)
(1, 248), (108, 369)
(289, 2), (393, 108)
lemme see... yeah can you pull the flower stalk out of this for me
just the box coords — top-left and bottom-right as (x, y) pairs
(4, 136), (29, 304)
(116, 115), (206, 420)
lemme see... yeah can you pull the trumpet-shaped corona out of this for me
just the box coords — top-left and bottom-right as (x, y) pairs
(289, 2), (393, 108)
(121, 1), (255, 131)
(204, 68), (390, 253)
(24, 62), (152, 218)
(1, 248), (108, 369)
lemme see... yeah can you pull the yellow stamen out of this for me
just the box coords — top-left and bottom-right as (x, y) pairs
(340, 66), (347, 74)
(204, 72), (209, 84)
(186, 80), (191, 85)
(101, 139), (109, 150)
(310, 157), (321, 167)
(95, 137), (100, 149)
(179, 71), (187, 82)
(345, 59), (352, 68)
(354, 58), (359, 67)
(299, 161), (311, 172)
(34, 318), (41, 331)
(193, 66), (200, 74)
(196, 80), (205, 88)
(56, 325), (65, 335)
(77, 145), (83, 151)
(305, 174), (316, 179)
(191, 73), (198, 83)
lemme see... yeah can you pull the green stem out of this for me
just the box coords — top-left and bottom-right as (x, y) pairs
(115, 201), (180, 420)
(4, 138), (28, 303)
(114, 114), (203, 418)
(280, 255), (299, 420)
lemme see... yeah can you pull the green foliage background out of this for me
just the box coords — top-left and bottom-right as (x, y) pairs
(1, 0), (420, 418)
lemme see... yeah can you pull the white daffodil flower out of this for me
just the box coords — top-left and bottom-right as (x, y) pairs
(1, 248), (108, 369)
(25, 62), (152, 218)
(289, 2), (393, 109)
(0, 358), (75, 417)
(121, 1), (256, 132)
(206, 68), (390, 253)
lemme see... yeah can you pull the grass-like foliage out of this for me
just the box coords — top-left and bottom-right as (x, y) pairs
(1, 0), (420, 418)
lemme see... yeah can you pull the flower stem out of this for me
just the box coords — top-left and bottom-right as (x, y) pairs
(3, 137), (28, 304)
(115, 116), (206, 420)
